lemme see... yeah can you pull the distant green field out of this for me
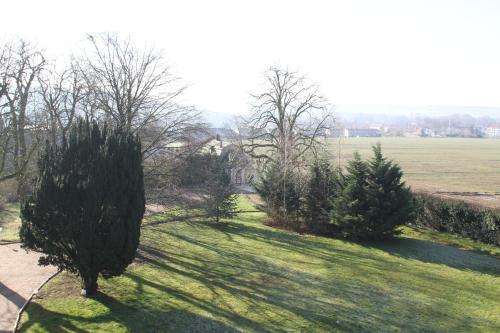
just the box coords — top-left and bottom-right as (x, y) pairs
(327, 137), (500, 195)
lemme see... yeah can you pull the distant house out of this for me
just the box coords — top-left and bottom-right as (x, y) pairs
(344, 128), (381, 138)
(419, 128), (438, 137)
(485, 127), (500, 138)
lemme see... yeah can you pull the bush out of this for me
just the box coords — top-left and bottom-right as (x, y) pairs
(332, 145), (413, 240)
(20, 119), (145, 296)
(177, 153), (215, 186)
(414, 193), (500, 246)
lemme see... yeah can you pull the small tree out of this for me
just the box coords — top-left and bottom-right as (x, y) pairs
(202, 153), (238, 222)
(305, 158), (338, 233)
(20, 119), (145, 296)
(255, 162), (303, 227)
(332, 152), (370, 239)
(332, 145), (413, 240)
(364, 143), (413, 239)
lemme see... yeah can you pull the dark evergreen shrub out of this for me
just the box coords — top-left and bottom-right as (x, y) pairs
(255, 162), (303, 227)
(364, 143), (414, 239)
(202, 152), (238, 222)
(304, 158), (338, 233)
(331, 152), (371, 239)
(20, 119), (145, 296)
(177, 153), (215, 186)
(333, 145), (413, 240)
(414, 193), (500, 246)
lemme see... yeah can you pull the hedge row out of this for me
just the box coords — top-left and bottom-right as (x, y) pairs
(413, 192), (500, 246)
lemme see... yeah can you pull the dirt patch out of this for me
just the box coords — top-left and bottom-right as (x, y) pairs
(144, 204), (166, 217)
(34, 272), (80, 300)
(412, 184), (500, 209)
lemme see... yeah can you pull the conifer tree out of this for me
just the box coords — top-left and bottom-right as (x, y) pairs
(364, 143), (413, 239)
(332, 145), (413, 240)
(332, 152), (370, 238)
(202, 152), (238, 222)
(20, 119), (145, 296)
(305, 159), (338, 232)
(255, 162), (303, 227)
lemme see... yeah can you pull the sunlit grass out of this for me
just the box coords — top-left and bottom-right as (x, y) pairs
(19, 197), (500, 332)
(0, 202), (20, 242)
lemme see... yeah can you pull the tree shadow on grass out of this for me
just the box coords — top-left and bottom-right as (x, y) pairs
(137, 223), (499, 332)
(214, 218), (500, 277)
(20, 218), (500, 333)
(362, 237), (500, 276)
(20, 292), (242, 333)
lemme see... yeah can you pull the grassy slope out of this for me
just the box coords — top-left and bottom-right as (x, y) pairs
(0, 203), (20, 242)
(20, 198), (500, 332)
(328, 137), (500, 194)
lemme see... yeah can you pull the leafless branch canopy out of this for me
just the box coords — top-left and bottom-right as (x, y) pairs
(80, 33), (203, 158)
(240, 67), (334, 167)
(0, 39), (46, 192)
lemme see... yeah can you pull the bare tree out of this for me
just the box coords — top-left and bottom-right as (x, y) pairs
(240, 67), (333, 222)
(241, 67), (333, 165)
(38, 62), (84, 143)
(79, 33), (206, 203)
(0, 40), (46, 196)
(80, 33), (202, 157)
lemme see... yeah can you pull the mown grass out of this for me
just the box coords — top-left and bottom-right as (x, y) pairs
(328, 137), (500, 194)
(401, 225), (500, 258)
(20, 197), (500, 332)
(0, 202), (20, 242)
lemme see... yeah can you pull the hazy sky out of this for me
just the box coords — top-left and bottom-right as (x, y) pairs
(2, 0), (500, 115)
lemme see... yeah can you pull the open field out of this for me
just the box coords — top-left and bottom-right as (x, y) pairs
(327, 137), (500, 207)
(19, 197), (500, 332)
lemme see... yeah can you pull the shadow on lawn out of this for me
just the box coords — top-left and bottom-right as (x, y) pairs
(20, 216), (500, 332)
(220, 216), (500, 276)
(134, 220), (498, 332)
(20, 293), (242, 333)
(363, 237), (500, 276)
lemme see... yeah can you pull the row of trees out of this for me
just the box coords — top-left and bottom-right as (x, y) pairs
(0, 34), (202, 200)
(241, 68), (413, 240)
(257, 144), (414, 240)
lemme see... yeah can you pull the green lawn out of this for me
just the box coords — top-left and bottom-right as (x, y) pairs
(0, 202), (20, 242)
(20, 197), (500, 332)
(328, 137), (500, 195)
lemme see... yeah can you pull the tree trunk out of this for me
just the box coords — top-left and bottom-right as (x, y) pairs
(81, 271), (99, 296)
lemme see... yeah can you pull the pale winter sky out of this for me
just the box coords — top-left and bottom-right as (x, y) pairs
(2, 0), (500, 116)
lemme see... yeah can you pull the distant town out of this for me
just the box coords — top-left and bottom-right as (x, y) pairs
(205, 112), (500, 139)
